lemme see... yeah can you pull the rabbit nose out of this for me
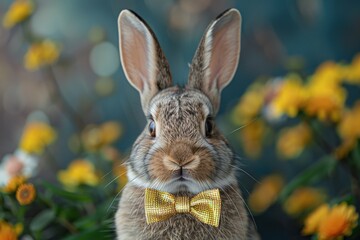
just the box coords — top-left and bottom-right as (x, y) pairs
(163, 142), (200, 171)
(163, 155), (200, 171)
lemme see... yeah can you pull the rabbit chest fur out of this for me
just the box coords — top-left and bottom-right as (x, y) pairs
(115, 183), (249, 240)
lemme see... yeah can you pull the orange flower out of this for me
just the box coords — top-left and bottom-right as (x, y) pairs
(81, 122), (122, 151)
(303, 204), (330, 235)
(0, 221), (18, 240)
(16, 183), (36, 205)
(284, 187), (326, 216)
(317, 203), (358, 240)
(2, 176), (26, 193)
(239, 120), (266, 158)
(277, 123), (311, 159)
(248, 174), (284, 214)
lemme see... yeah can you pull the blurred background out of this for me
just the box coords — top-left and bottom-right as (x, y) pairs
(1, 0), (360, 239)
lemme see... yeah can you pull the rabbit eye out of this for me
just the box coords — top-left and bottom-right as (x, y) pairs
(205, 117), (213, 137)
(149, 120), (156, 137)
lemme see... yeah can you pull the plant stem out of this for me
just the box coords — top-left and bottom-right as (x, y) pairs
(45, 67), (85, 132)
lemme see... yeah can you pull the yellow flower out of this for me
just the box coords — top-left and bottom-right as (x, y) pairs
(283, 187), (326, 216)
(24, 40), (60, 70)
(305, 61), (346, 122)
(2, 0), (33, 29)
(311, 61), (343, 85)
(277, 123), (311, 159)
(58, 160), (100, 188)
(19, 122), (56, 154)
(338, 101), (360, 141)
(16, 183), (36, 205)
(232, 83), (265, 125)
(82, 121), (122, 151)
(303, 204), (330, 235)
(318, 203), (358, 240)
(0, 221), (18, 240)
(2, 176), (26, 193)
(248, 174), (284, 214)
(335, 101), (360, 159)
(343, 53), (360, 84)
(239, 120), (266, 158)
(271, 75), (306, 118)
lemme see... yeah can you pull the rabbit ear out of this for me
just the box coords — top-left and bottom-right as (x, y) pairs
(118, 10), (172, 113)
(188, 9), (242, 114)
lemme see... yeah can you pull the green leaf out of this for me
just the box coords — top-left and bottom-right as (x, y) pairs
(279, 156), (337, 202)
(42, 182), (92, 202)
(351, 139), (360, 170)
(329, 194), (354, 206)
(30, 209), (56, 232)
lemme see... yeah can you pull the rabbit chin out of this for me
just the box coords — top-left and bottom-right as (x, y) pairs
(127, 168), (237, 194)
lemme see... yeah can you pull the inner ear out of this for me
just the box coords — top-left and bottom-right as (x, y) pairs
(118, 10), (157, 93)
(118, 10), (173, 113)
(187, 9), (242, 114)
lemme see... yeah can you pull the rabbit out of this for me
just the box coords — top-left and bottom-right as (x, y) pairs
(115, 8), (259, 240)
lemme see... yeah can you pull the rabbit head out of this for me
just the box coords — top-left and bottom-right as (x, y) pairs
(118, 9), (241, 194)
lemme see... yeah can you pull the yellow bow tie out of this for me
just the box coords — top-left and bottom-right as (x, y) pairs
(144, 188), (221, 227)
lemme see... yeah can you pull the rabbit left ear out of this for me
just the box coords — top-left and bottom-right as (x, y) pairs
(187, 9), (242, 114)
(118, 10), (172, 114)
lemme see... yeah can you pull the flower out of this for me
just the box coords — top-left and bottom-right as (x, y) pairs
(276, 123), (311, 159)
(304, 79), (346, 122)
(311, 61), (343, 85)
(318, 203), (358, 240)
(338, 101), (360, 142)
(248, 174), (284, 214)
(239, 120), (266, 158)
(2, 0), (33, 29)
(231, 82), (265, 125)
(58, 160), (100, 188)
(302, 203), (359, 239)
(1, 175), (26, 193)
(81, 121), (122, 151)
(342, 53), (360, 84)
(303, 204), (330, 235)
(0, 221), (18, 240)
(16, 183), (36, 205)
(335, 101), (360, 159)
(19, 122), (56, 154)
(113, 163), (128, 190)
(24, 40), (60, 70)
(283, 187), (326, 216)
(0, 150), (40, 186)
(270, 75), (306, 118)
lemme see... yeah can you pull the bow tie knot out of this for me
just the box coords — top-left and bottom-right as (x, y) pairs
(144, 188), (221, 227)
(175, 196), (190, 213)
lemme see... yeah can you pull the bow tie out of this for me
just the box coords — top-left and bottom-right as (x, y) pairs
(144, 188), (221, 227)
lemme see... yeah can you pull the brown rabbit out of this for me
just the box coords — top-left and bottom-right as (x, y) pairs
(115, 8), (258, 240)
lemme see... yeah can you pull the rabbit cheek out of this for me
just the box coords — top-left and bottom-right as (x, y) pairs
(147, 150), (173, 182)
(190, 148), (216, 182)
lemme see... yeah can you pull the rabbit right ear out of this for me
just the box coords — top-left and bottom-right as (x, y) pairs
(118, 10), (172, 113)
